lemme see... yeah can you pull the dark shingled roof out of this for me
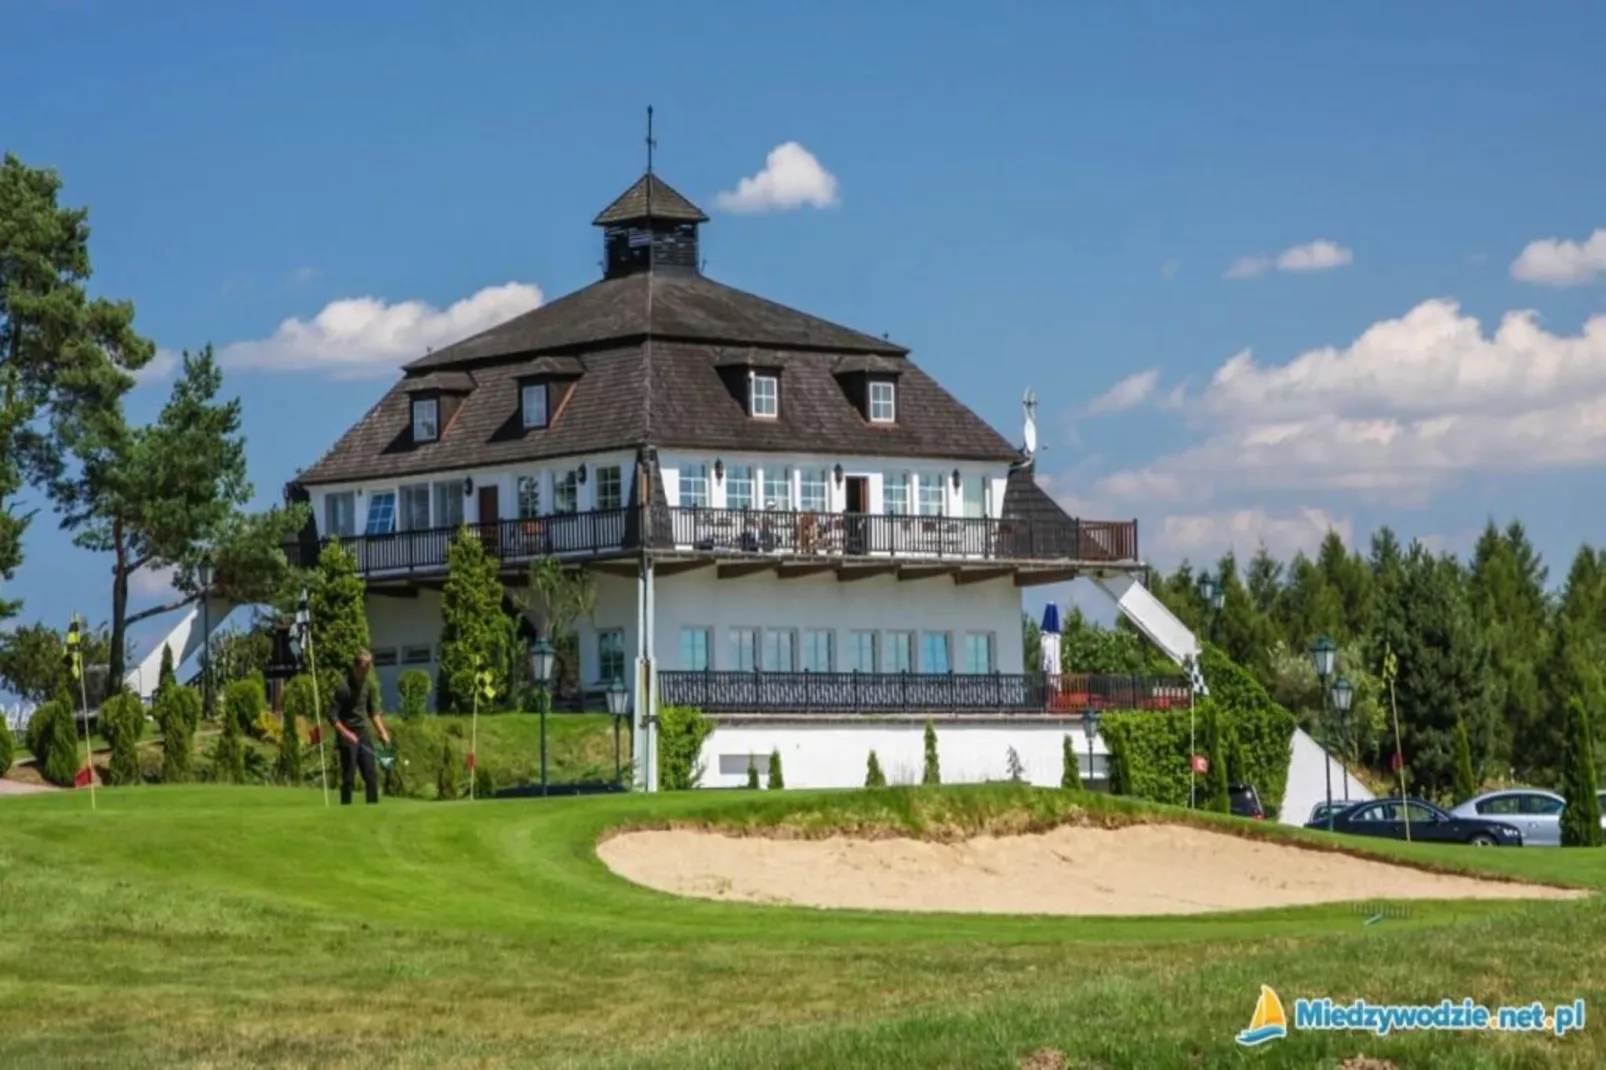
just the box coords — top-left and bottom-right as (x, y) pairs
(402, 370), (475, 393)
(592, 174), (709, 226)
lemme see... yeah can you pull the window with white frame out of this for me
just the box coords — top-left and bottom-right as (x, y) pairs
(762, 628), (796, 672)
(679, 463), (709, 508)
(762, 466), (792, 510)
(400, 484), (431, 530)
(598, 628), (625, 684)
(963, 632), (995, 674)
(433, 480), (465, 529)
(521, 383), (549, 429)
(961, 475), (985, 518)
(885, 631), (913, 673)
(726, 465), (754, 510)
(553, 470), (579, 513)
(364, 492), (396, 536)
(680, 627), (711, 671)
(412, 397), (440, 442)
(868, 380), (896, 423)
(802, 630), (833, 673)
(517, 475), (541, 518)
(917, 473), (945, 516)
(595, 465), (623, 510)
(799, 468), (828, 512)
(324, 492), (357, 538)
(883, 473), (910, 515)
(921, 631), (951, 673)
(848, 631), (877, 673)
(730, 627), (759, 671)
(750, 373), (778, 418)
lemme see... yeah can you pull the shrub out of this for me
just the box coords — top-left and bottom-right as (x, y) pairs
(746, 756), (760, 789)
(473, 766), (496, 799)
(157, 643), (177, 693)
(222, 677), (265, 739)
(436, 738), (460, 800)
(1061, 736), (1081, 791)
(922, 719), (940, 785)
(658, 704), (713, 791)
(1452, 717), (1477, 803)
(213, 698), (247, 784)
(1559, 698), (1604, 848)
(309, 539), (370, 714)
(437, 528), (514, 713)
(865, 750), (887, 788)
(1202, 700), (1230, 813)
(767, 749), (784, 790)
(28, 697), (81, 787)
(398, 669), (431, 718)
(0, 716), (13, 774)
(98, 690), (147, 786)
(155, 686), (201, 783)
(279, 675), (317, 785)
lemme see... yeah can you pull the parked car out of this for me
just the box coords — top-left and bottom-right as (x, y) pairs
(1305, 796), (1523, 846)
(1448, 788), (1566, 847)
(1308, 800), (1360, 826)
(1228, 783), (1266, 820)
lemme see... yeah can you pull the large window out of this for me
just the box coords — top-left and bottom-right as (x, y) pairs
(799, 468), (828, 512)
(400, 483), (431, 530)
(802, 630), (833, 673)
(762, 466), (792, 510)
(883, 473), (909, 515)
(517, 474), (541, 518)
(598, 629), (625, 684)
(963, 632), (995, 674)
(553, 470), (579, 513)
(680, 463), (709, 508)
(595, 465), (623, 510)
(730, 627), (759, 671)
(917, 474), (945, 516)
(921, 631), (951, 673)
(869, 380), (896, 423)
(680, 627), (711, 671)
(750, 373), (778, 418)
(522, 383), (548, 429)
(363, 491), (395, 535)
(848, 631), (877, 673)
(324, 492), (356, 538)
(433, 480), (465, 529)
(726, 465), (754, 510)
(762, 629), (796, 672)
(885, 631), (913, 673)
(412, 397), (439, 442)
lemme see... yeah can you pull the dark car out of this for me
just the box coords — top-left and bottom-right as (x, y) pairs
(1228, 783), (1266, 820)
(1304, 796), (1523, 846)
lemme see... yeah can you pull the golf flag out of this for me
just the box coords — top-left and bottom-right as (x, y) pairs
(465, 751), (476, 771)
(307, 724), (322, 745)
(74, 765), (93, 788)
(64, 617), (83, 681)
(1192, 754), (1209, 774)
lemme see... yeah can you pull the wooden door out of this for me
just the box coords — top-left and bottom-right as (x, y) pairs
(845, 477), (869, 554)
(478, 485), (501, 558)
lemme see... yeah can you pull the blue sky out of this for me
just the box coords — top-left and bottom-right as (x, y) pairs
(5, 0), (1606, 669)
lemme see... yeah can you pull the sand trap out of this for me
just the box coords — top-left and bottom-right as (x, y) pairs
(597, 824), (1588, 916)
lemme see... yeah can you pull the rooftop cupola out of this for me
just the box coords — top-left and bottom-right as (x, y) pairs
(593, 107), (708, 279)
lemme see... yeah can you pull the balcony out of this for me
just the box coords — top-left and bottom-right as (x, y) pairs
(658, 670), (1192, 715)
(286, 505), (1140, 579)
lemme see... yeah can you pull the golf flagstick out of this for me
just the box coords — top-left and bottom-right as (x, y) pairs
(296, 590), (330, 808)
(66, 615), (97, 811)
(1382, 644), (1408, 843)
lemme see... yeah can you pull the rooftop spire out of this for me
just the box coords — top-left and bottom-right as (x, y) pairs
(593, 109), (708, 278)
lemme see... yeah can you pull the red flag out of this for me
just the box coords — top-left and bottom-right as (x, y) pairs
(74, 765), (94, 788)
(465, 751), (476, 770)
(307, 724), (322, 745)
(1191, 755), (1208, 774)
(1390, 751), (1403, 772)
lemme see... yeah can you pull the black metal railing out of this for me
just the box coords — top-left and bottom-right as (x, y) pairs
(285, 506), (1139, 577)
(658, 670), (1191, 715)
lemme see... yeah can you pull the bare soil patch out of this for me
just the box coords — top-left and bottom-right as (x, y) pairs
(597, 824), (1587, 916)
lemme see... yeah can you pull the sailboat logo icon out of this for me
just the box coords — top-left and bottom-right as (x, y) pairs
(1236, 985), (1289, 1047)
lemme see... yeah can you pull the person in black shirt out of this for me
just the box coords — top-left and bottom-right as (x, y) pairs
(330, 649), (391, 805)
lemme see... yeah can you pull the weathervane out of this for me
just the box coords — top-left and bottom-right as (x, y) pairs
(645, 105), (656, 215)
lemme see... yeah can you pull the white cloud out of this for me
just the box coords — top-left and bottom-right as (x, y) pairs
(1093, 298), (1606, 505)
(1151, 507), (1352, 565)
(1225, 240), (1354, 279)
(129, 563), (178, 600)
(134, 348), (179, 388)
(1510, 228), (1606, 286)
(216, 282), (543, 379)
(714, 142), (840, 214)
(1087, 369), (1159, 414)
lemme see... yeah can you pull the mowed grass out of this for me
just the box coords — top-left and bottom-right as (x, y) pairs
(0, 784), (1602, 1069)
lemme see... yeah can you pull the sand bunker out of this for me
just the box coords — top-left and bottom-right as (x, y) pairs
(597, 824), (1588, 916)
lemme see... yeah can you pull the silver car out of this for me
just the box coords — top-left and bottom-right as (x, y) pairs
(1448, 789), (1566, 846)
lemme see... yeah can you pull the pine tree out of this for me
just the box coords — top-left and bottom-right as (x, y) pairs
(1452, 717), (1477, 802)
(1559, 698), (1604, 848)
(1061, 735), (1082, 790)
(98, 690), (147, 786)
(214, 698), (246, 783)
(746, 756), (759, 789)
(767, 749), (784, 790)
(309, 539), (370, 712)
(157, 643), (177, 693)
(27, 696), (81, 787)
(436, 738), (460, 800)
(156, 686), (200, 782)
(921, 719), (941, 785)
(278, 674), (315, 784)
(0, 715), (13, 774)
(865, 750), (887, 788)
(1203, 701), (1230, 813)
(437, 528), (513, 713)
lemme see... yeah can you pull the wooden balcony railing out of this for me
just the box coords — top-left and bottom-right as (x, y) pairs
(658, 670), (1192, 715)
(285, 506), (1140, 577)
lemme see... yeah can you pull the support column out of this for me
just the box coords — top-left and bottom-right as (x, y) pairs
(644, 557), (659, 793)
(633, 560), (650, 791)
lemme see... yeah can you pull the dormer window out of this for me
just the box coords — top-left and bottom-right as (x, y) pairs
(522, 383), (549, 429)
(750, 373), (778, 419)
(868, 380), (896, 423)
(412, 397), (440, 442)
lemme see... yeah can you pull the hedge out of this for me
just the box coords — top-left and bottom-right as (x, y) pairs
(1101, 646), (1296, 818)
(658, 704), (713, 790)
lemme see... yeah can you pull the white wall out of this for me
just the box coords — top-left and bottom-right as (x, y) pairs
(1280, 726), (1375, 826)
(699, 720), (1108, 789)
(364, 589), (446, 709)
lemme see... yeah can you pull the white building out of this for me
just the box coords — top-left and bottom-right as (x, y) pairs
(270, 167), (1200, 790)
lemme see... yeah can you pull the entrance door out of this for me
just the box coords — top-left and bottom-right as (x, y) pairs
(844, 476), (869, 554)
(478, 485), (501, 558)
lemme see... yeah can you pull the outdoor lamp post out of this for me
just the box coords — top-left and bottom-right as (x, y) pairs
(529, 636), (556, 795)
(198, 556), (216, 720)
(1310, 635), (1337, 830)
(1084, 707), (1102, 792)
(605, 676), (629, 789)
(1331, 674), (1354, 802)
(1196, 573), (1224, 641)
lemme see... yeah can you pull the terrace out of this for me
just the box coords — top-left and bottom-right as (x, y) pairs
(285, 504), (1141, 581)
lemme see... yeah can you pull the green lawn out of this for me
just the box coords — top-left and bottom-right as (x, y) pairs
(0, 783), (1602, 1068)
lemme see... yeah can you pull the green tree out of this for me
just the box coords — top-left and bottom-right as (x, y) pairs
(1202, 701), (1230, 812)
(438, 529), (513, 713)
(1022, 613), (1042, 673)
(1558, 698), (1603, 847)
(157, 642), (177, 693)
(214, 706), (247, 783)
(746, 756), (760, 789)
(222, 676), (264, 737)
(397, 669), (431, 717)
(1469, 520), (1550, 779)
(155, 685), (200, 782)
(1061, 735), (1082, 790)
(767, 749), (785, 790)
(657, 705), (713, 790)
(0, 621), (118, 705)
(1452, 717), (1477, 802)
(279, 674), (317, 784)
(98, 689), (146, 786)
(515, 557), (598, 701)
(921, 719), (940, 785)
(436, 738), (460, 800)
(27, 696), (80, 787)
(308, 539), (369, 712)
(865, 750), (887, 788)
(0, 714), (13, 773)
